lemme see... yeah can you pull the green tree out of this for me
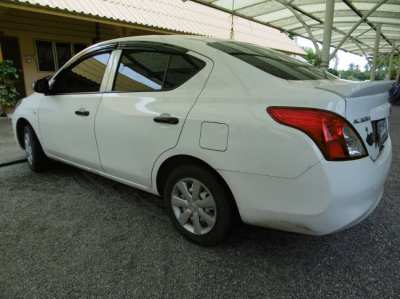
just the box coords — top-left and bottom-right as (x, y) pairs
(339, 63), (369, 81)
(303, 47), (321, 66)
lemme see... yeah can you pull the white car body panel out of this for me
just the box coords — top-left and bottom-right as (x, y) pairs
(11, 93), (41, 144)
(38, 93), (103, 169)
(12, 35), (393, 236)
(95, 51), (213, 187)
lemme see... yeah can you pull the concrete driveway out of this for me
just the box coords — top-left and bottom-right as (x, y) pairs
(0, 107), (399, 298)
(0, 117), (25, 165)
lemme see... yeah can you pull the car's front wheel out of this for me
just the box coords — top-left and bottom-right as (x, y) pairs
(24, 125), (50, 172)
(164, 164), (235, 246)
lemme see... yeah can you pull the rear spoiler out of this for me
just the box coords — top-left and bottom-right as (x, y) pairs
(316, 80), (394, 98)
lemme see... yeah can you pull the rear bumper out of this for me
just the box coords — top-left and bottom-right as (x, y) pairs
(219, 138), (392, 235)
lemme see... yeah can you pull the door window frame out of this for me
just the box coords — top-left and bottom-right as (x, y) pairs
(48, 46), (117, 96)
(103, 42), (208, 94)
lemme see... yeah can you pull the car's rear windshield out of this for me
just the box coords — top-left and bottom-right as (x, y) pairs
(208, 41), (335, 81)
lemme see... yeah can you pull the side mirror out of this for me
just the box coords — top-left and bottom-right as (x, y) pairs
(33, 78), (50, 94)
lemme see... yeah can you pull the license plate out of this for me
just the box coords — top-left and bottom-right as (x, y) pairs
(376, 119), (388, 148)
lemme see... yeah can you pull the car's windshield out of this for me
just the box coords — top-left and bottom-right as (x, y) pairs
(208, 41), (335, 81)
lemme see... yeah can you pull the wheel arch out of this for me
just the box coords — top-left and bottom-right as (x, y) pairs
(155, 154), (240, 219)
(15, 118), (31, 149)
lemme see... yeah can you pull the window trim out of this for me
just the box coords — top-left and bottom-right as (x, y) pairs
(48, 49), (113, 96)
(108, 45), (207, 94)
(117, 41), (188, 55)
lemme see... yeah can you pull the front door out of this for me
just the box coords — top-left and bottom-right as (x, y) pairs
(95, 46), (212, 187)
(0, 36), (26, 99)
(38, 51), (112, 169)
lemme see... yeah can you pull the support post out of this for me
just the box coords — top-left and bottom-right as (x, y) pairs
(230, 0), (235, 39)
(320, 0), (335, 69)
(385, 43), (395, 80)
(370, 24), (381, 81)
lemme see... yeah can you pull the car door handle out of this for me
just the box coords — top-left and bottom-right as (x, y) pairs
(153, 114), (179, 125)
(75, 109), (90, 117)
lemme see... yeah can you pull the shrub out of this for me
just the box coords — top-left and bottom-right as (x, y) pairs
(0, 60), (19, 109)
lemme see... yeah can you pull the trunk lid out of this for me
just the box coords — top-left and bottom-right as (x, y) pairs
(316, 80), (392, 161)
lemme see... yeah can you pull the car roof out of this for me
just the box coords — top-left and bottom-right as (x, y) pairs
(100, 34), (219, 45)
(82, 34), (231, 55)
(58, 35), (223, 78)
(72, 35), (229, 65)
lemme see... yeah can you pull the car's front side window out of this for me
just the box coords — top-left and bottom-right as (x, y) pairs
(51, 52), (111, 94)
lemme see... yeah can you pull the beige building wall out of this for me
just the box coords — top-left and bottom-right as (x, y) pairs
(0, 7), (161, 95)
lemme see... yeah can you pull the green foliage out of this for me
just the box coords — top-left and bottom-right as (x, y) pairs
(338, 63), (370, 81)
(303, 48), (321, 66)
(301, 47), (399, 81)
(327, 68), (339, 76)
(0, 60), (19, 108)
(338, 58), (393, 81)
(387, 55), (400, 80)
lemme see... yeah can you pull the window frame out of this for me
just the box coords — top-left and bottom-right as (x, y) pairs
(34, 39), (89, 73)
(48, 48), (114, 96)
(107, 43), (207, 94)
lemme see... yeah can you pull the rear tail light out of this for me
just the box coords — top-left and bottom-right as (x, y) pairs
(267, 107), (367, 161)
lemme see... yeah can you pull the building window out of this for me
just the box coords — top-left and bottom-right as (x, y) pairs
(36, 41), (55, 72)
(55, 43), (72, 69)
(35, 40), (89, 72)
(73, 43), (87, 54)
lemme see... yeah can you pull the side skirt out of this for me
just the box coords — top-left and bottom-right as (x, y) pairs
(46, 153), (159, 196)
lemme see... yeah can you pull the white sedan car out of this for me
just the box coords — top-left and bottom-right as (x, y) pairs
(12, 35), (392, 245)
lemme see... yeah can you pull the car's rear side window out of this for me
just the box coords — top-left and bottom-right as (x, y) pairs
(112, 50), (205, 92)
(208, 41), (334, 81)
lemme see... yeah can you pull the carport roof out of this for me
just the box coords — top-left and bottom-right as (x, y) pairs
(1, 0), (304, 55)
(192, 0), (400, 56)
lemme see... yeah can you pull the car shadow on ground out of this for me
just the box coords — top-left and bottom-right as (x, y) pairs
(39, 160), (382, 253)
(1, 161), (398, 298)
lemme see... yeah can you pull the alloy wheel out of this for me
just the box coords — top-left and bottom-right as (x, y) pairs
(171, 178), (217, 235)
(24, 131), (33, 165)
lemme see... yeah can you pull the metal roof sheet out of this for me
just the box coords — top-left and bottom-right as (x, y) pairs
(192, 0), (400, 57)
(4, 0), (305, 54)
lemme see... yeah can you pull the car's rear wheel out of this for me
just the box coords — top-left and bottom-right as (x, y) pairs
(24, 125), (50, 172)
(164, 164), (234, 246)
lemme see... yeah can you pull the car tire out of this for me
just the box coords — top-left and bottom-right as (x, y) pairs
(164, 164), (235, 246)
(24, 125), (50, 172)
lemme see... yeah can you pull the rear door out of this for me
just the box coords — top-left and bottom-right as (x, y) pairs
(95, 43), (212, 187)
